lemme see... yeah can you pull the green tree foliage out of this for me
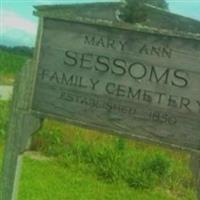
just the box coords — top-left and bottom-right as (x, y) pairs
(0, 45), (33, 57)
(121, 0), (168, 23)
(0, 50), (28, 75)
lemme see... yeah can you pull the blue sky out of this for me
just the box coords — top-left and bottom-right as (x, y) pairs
(1, 0), (200, 47)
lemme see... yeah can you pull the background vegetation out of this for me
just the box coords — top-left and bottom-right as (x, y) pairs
(121, 0), (168, 23)
(0, 47), (31, 84)
(0, 45), (33, 57)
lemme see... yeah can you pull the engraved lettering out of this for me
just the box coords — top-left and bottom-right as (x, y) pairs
(84, 35), (127, 51)
(50, 72), (59, 84)
(172, 70), (188, 88)
(149, 66), (170, 84)
(106, 82), (115, 95)
(84, 35), (95, 46)
(63, 50), (189, 88)
(107, 39), (115, 49)
(143, 90), (152, 103)
(119, 40), (127, 51)
(139, 44), (172, 59)
(168, 95), (178, 108)
(96, 56), (110, 72)
(112, 58), (126, 76)
(64, 50), (78, 66)
(40, 68), (49, 80)
(96, 37), (105, 48)
(128, 63), (147, 80)
(127, 88), (141, 100)
(139, 44), (149, 55)
(61, 74), (74, 85)
(80, 53), (93, 69)
(180, 97), (191, 112)
(90, 79), (100, 90)
(162, 47), (172, 59)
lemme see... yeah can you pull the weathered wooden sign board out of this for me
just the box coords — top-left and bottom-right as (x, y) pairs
(33, 17), (200, 151)
(1, 2), (200, 200)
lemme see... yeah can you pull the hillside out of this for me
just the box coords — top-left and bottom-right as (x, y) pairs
(0, 48), (29, 84)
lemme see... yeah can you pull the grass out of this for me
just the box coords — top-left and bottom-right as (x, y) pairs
(0, 50), (28, 84)
(0, 100), (197, 200)
(17, 155), (191, 200)
(0, 101), (10, 139)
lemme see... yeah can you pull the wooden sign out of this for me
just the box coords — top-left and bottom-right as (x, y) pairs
(1, 2), (200, 200)
(32, 17), (200, 152)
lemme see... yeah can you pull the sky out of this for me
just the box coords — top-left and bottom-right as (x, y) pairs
(1, 0), (200, 47)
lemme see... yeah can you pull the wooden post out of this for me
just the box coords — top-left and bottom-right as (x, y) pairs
(1, 114), (42, 200)
(0, 61), (43, 200)
(191, 153), (200, 200)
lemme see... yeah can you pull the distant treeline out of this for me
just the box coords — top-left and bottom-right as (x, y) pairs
(0, 45), (34, 57)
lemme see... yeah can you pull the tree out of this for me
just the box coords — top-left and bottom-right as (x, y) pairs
(120, 0), (168, 23)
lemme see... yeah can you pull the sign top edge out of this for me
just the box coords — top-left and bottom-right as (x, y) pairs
(33, 2), (122, 10)
(33, 2), (200, 41)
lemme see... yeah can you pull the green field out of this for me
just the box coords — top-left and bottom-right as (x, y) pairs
(0, 50), (198, 199)
(0, 50), (28, 84)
